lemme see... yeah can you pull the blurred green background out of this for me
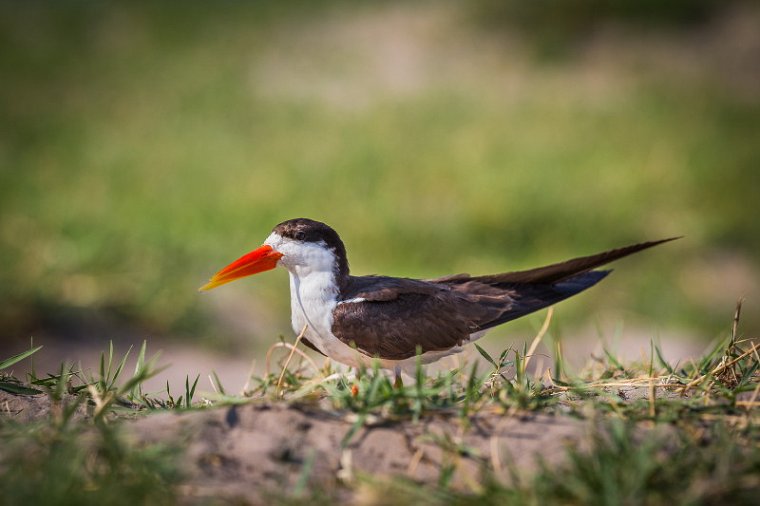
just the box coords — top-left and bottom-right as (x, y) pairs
(1, 1), (758, 358)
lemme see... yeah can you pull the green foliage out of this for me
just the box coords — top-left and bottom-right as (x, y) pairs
(529, 421), (759, 506)
(0, 345), (43, 371)
(0, 343), (182, 505)
(164, 374), (200, 410)
(366, 421), (760, 505)
(0, 411), (181, 506)
(0, 345), (43, 395)
(18, 340), (169, 420)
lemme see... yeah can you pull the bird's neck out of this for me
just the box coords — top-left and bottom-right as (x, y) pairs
(287, 267), (341, 354)
(287, 265), (341, 309)
(285, 244), (350, 295)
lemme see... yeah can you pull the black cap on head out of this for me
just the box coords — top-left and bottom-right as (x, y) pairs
(273, 218), (349, 278)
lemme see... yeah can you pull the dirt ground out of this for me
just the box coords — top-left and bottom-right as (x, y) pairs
(132, 403), (590, 502)
(3, 387), (671, 504)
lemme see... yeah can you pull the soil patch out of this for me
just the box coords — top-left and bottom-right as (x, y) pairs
(2, 391), (593, 503)
(131, 403), (589, 503)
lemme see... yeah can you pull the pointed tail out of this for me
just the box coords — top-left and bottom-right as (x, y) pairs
(476, 236), (681, 286)
(472, 236), (681, 331)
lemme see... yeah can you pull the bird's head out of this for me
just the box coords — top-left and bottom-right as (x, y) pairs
(199, 218), (348, 291)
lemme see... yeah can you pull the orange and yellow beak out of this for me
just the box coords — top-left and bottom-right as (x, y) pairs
(199, 245), (283, 291)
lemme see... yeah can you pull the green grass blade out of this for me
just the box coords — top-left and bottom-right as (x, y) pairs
(130, 341), (148, 400)
(654, 343), (675, 374)
(118, 364), (170, 398)
(341, 412), (367, 448)
(603, 347), (624, 370)
(474, 343), (498, 369)
(210, 370), (226, 396)
(0, 345), (43, 371)
(0, 381), (43, 395)
(134, 340), (147, 375)
(54, 362), (68, 400)
(185, 374), (200, 409)
(109, 344), (133, 391)
(292, 449), (316, 498)
(99, 350), (106, 389)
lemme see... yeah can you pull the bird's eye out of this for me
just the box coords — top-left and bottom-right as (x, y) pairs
(294, 231), (306, 241)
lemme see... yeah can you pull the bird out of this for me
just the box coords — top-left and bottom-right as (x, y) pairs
(200, 218), (677, 379)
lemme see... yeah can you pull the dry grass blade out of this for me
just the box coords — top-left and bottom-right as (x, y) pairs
(731, 298), (743, 346)
(679, 343), (759, 395)
(745, 383), (760, 412)
(489, 435), (503, 476)
(407, 448), (425, 476)
(264, 338), (321, 378)
(289, 372), (345, 401)
(276, 324), (309, 393)
(524, 306), (553, 372)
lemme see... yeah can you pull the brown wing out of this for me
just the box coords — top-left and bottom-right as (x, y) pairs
(332, 277), (501, 360)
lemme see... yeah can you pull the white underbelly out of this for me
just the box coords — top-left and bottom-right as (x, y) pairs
(290, 301), (366, 367)
(289, 271), (369, 368)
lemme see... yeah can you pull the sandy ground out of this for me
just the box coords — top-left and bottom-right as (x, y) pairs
(1, 382), (683, 504)
(133, 403), (591, 503)
(1, 388), (594, 503)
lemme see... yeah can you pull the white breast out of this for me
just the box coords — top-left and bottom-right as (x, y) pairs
(289, 270), (375, 368)
(286, 270), (374, 370)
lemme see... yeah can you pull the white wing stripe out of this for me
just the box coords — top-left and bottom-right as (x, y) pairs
(337, 297), (367, 305)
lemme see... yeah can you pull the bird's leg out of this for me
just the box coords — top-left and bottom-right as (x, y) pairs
(394, 366), (404, 389)
(351, 367), (362, 397)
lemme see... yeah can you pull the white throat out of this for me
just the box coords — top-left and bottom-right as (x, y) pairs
(264, 232), (342, 356)
(288, 268), (340, 357)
